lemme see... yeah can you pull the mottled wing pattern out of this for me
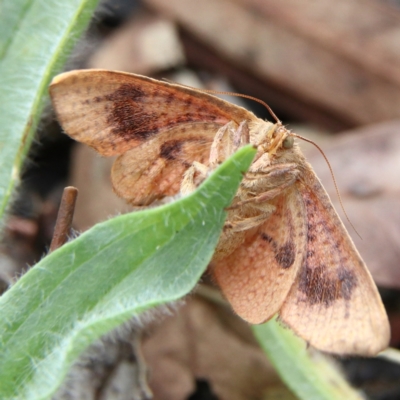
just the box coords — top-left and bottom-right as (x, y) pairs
(212, 188), (307, 324)
(111, 124), (220, 205)
(279, 173), (390, 355)
(50, 69), (258, 205)
(49, 69), (255, 156)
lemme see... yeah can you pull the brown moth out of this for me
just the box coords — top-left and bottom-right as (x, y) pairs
(49, 69), (390, 356)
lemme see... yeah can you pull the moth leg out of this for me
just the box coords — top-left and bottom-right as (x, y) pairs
(248, 162), (297, 176)
(225, 205), (276, 233)
(180, 161), (209, 195)
(180, 121), (233, 195)
(230, 164), (299, 210)
(234, 177), (297, 210)
(181, 120), (250, 196)
(249, 180), (295, 204)
(231, 120), (250, 153)
(209, 121), (235, 169)
(209, 121), (250, 168)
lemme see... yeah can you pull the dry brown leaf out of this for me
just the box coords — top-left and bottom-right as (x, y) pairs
(142, 295), (282, 400)
(145, 0), (400, 126)
(89, 11), (185, 75)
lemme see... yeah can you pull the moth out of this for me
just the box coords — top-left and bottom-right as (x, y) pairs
(50, 69), (390, 356)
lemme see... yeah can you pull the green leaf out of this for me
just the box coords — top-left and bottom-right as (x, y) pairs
(253, 319), (363, 400)
(0, 0), (100, 223)
(0, 146), (255, 400)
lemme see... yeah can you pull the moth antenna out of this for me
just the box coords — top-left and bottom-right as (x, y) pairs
(292, 133), (362, 240)
(163, 79), (281, 124)
(201, 90), (281, 124)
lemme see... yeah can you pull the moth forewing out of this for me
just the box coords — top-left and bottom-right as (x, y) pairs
(50, 69), (258, 203)
(278, 170), (390, 356)
(49, 69), (257, 156)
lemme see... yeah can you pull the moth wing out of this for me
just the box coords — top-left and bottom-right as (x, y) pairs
(212, 188), (307, 324)
(49, 69), (256, 156)
(111, 124), (219, 205)
(279, 174), (390, 355)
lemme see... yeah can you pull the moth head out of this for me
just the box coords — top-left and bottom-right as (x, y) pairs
(249, 120), (295, 158)
(263, 122), (294, 155)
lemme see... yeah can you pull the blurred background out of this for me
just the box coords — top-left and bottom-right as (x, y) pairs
(2, 0), (400, 399)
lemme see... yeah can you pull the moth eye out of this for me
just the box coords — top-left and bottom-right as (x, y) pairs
(282, 136), (294, 149)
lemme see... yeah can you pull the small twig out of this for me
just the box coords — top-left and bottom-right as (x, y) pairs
(49, 186), (78, 252)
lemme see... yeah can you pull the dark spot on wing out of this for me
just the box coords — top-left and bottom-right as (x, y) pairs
(261, 234), (295, 269)
(98, 83), (231, 142)
(160, 140), (183, 160)
(160, 136), (210, 164)
(275, 241), (295, 269)
(261, 233), (273, 244)
(299, 263), (357, 306)
(338, 268), (357, 301)
(298, 183), (359, 306)
(102, 84), (159, 140)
